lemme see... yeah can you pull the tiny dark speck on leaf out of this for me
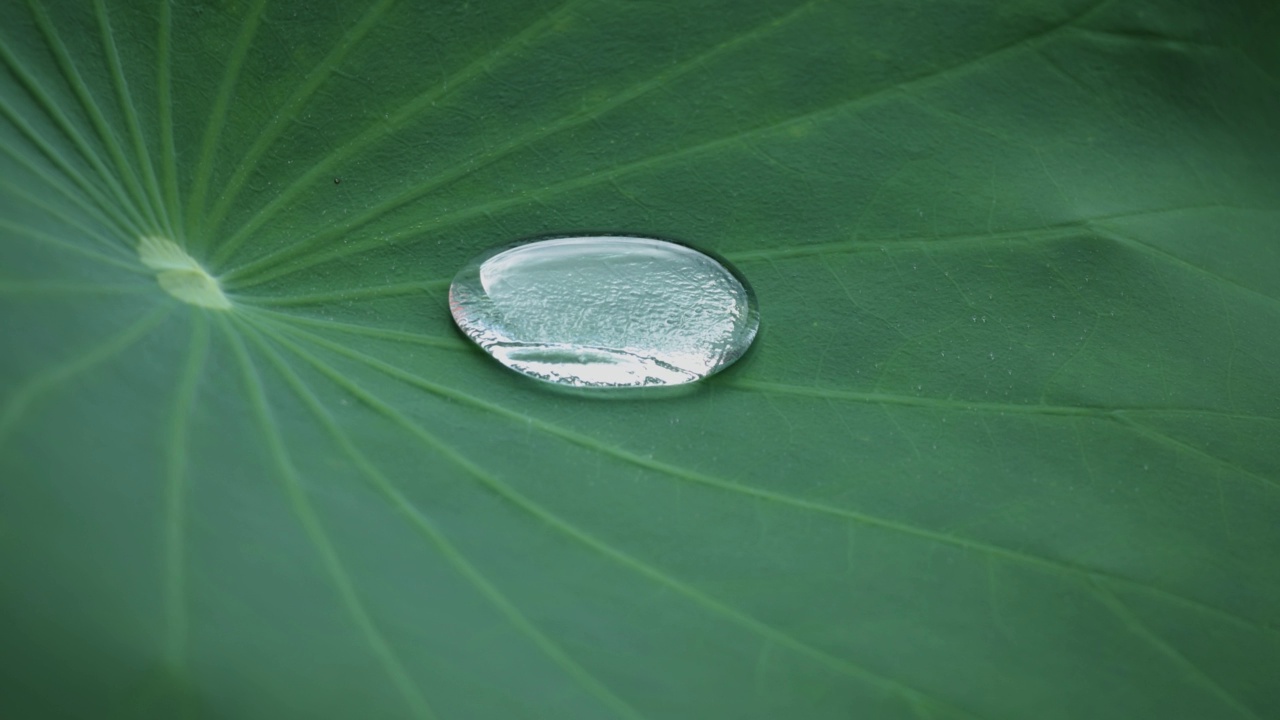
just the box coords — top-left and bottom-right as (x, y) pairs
(333, 177), (341, 185)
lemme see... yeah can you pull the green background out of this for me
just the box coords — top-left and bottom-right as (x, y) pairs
(2, 0), (1278, 718)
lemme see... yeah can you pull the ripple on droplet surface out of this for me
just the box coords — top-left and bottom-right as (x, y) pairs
(449, 236), (759, 388)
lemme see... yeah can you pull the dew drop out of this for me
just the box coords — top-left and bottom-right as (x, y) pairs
(449, 235), (759, 388)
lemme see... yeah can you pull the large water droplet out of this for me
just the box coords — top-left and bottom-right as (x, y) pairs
(449, 236), (759, 388)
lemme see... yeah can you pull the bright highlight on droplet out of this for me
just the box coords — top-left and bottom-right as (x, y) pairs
(449, 235), (759, 388)
(137, 236), (231, 310)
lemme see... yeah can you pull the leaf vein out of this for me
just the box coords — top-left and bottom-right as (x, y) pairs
(0, 304), (171, 450)
(243, 316), (648, 720)
(210, 0), (591, 266)
(225, 0), (1112, 289)
(185, 0), (268, 239)
(257, 317), (1280, 640)
(219, 313), (436, 720)
(1089, 578), (1263, 720)
(249, 314), (975, 719)
(162, 313), (209, 677)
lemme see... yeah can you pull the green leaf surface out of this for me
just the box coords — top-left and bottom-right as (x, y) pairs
(2, 0), (1279, 718)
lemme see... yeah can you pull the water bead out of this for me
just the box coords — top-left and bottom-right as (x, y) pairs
(449, 235), (758, 388)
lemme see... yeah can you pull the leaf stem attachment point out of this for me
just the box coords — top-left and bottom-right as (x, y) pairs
(138, 236), (231, 309)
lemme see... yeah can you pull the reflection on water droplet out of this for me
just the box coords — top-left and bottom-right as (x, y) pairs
(450, 235), (759, 388)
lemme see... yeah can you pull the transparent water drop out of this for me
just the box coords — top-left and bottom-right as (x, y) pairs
(449, 235), (759, 388)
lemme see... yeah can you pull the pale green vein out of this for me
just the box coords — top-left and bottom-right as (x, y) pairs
(255, 317), (1280, 639)
(733, 198), (1264, 264)
(1115, 407), (1280, 425)
(0, 280), (148, 296)
(0, 96), (146, 239)
(907, 697), (938, 720)
(746, 319), (1279, 491)
(1115, 415), (1280, 492)
(727, 378), (1104, 418)
(735, 379), (1280, 425)
(0, 218), (145, 273)
(241, 318), (646, 720)
(217, 0), (820, 279)
(185, 0), (268, 239)
(156, 0), (182, 235)
(210, 0), (591, 267)
(228, 279), (451, 306)
(26, 0), (161, 233)
(1091, 225), (1280, 309)
(95, 0), (173, 238)
(726, 226), (1083, 263)
(0, 305), (171, 449)
(163, 313), (209, 678)
(1089, 578), (1263, 720)
(195, 0), (398, 250)
(241, 307), (465, 350)
(899, 92), (1042, 153)
(248, 315), (973, 719)
(0, 174), (134, 258)
(1035, 46), (1137, 144)
(1067, 25), (1225, 53)
(1091, 203), (1275, 220)
(217, 313), (435, 720)
(224, 0), (1109, 290)
(2, 9), (152, 231)
(728, 203), (1276, 265)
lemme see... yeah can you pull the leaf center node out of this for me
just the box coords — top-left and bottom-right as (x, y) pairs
(137, 236), (231, 310)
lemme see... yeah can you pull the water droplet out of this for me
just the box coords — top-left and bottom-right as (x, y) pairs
(449, 235), (759, 388)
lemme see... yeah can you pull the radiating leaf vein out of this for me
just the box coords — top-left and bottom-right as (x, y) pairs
(248, 313), (973, 718)
(0, 305), (171, 449)
(218, 313), (436, 720)
(1089, 578), (1263, 720)
(215, 0), (819, 277)
(185, 0), (268, 239)
(209, 0), (592, 265)
(0, 12), (150, 231)
(162, 312), (209, 677)
(94, 0), (174, 238)
(223, 0), (1113, 289)
(241, 315), (647, 720)
(254, 316), (1279, 639)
